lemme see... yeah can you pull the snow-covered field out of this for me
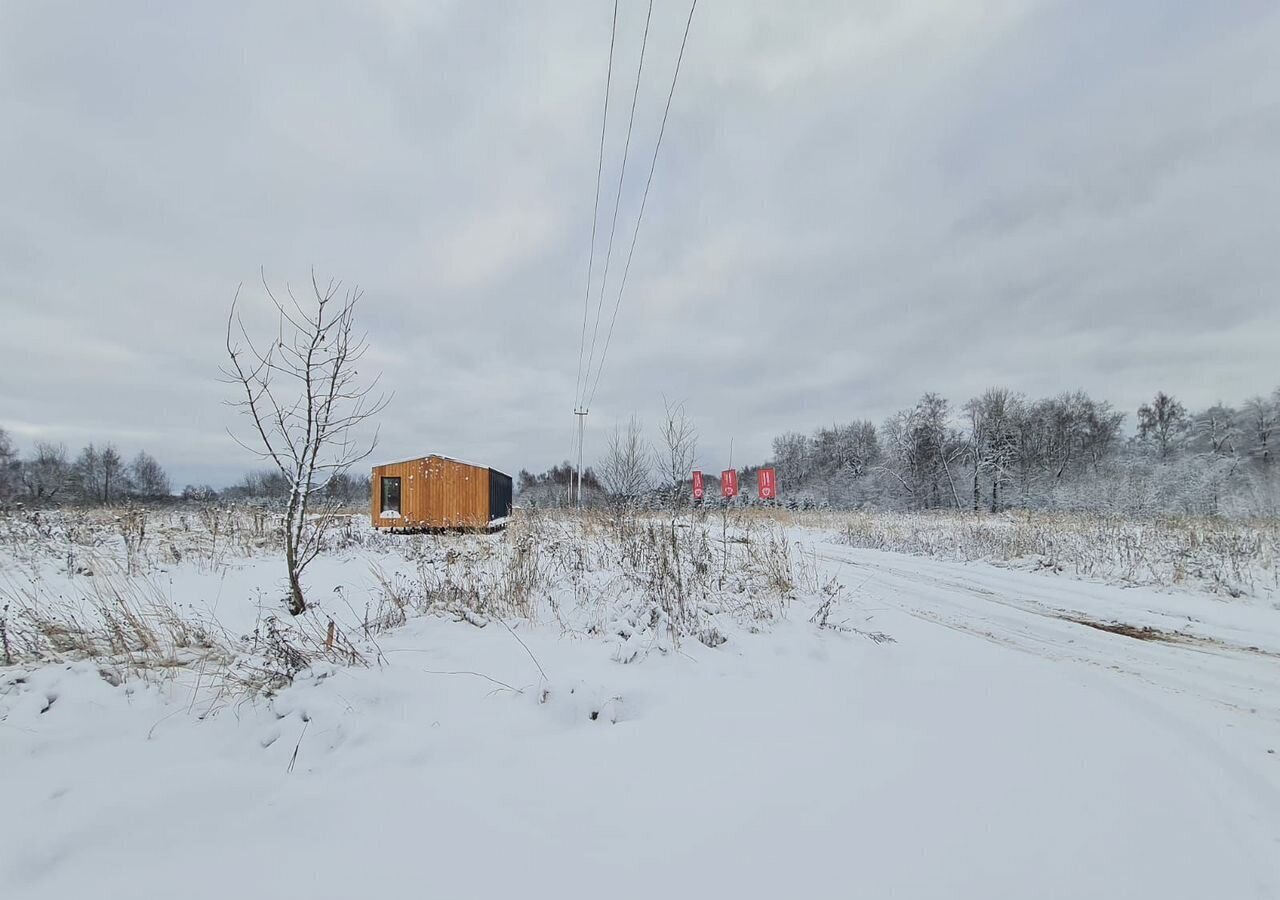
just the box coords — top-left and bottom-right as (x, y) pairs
(3, 508), (1280, 899)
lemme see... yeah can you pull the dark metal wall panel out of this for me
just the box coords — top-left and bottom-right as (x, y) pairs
(488, 468), (513, 521)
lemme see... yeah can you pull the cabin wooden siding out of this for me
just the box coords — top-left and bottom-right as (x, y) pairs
(371, 456), (492, 529)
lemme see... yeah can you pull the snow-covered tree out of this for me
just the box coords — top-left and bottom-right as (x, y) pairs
(771, 432), (810, 487)
(1187, 403), (1239, 457)
(965, 388), (1025, 512)
(881, 393), (961, 510)
(598, 416), (652, 506)
(224, 271), (390, 616)
(1239, 393), (1278, 468)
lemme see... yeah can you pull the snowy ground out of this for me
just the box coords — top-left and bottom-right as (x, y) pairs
(3, 509), (1280, 899)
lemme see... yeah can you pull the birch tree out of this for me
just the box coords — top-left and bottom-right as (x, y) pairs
(224, 271), (389, 615)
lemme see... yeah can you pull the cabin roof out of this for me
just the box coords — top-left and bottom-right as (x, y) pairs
(373, 454), (508, 476)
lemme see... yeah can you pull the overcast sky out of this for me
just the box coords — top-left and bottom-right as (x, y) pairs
(3, 1), (1279, 487)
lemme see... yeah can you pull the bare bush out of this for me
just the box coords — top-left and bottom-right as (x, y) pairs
(598, 416), (652, 510)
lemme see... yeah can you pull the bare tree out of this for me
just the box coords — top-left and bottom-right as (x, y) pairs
(599, 416), (652, 506)
(224, 271), (389, 615)
(128, 451), (172, 499)
(657, 397), (697, 506)
(101, 445), (124, 504)
(73, 444), (103, 503)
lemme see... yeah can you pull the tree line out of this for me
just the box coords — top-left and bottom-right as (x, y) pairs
(0, 430), (373, 508)
(511, 386), (1279, 519)
(217, 468), (370, 505)
(770, 386), (1280, 517)
(0, 430), (172, 505)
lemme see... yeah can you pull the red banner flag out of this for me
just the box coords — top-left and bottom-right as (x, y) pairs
(758, 467), (777, 500)
(721, 469), (739, 498)
(692, 470), (705, 500)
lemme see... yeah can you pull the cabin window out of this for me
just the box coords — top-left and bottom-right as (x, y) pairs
(380, 476), (401, 515)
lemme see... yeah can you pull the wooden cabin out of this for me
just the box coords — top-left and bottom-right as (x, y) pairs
(371, 455), (513, 530)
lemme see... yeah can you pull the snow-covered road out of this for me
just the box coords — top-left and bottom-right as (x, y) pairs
(3, 542), (1280, 899)
(818, 542), (1280, 715)
(817, 542), (1280, 895)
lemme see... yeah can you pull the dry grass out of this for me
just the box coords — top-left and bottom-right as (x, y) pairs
(833, 510), (1280, 597)
(0, 504), (375, 698)
(359, 505), (812, 661)
(6, 502), (1272, 692)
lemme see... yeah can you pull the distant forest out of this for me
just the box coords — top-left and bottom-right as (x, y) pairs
(5, 384), (1277, 519)
(520, 386), (1280, 518)
(0, 431), (368, 508)
(0, 435), (172, 506)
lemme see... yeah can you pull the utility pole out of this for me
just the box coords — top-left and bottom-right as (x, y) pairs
(574, 407), (589, 509)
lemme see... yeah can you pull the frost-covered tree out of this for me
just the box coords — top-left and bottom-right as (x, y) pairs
(598, 416), (652, 505)
(1239, 393), (1278, 468)
(771, 432), (810, 487)
(1137, 391), (1186, 459)
(822, 421), (880, 476)
(882, 393), (961, 510)
(224, 271), (389, 616)
(965, 388), (1024, 512)
(1188, 403), (1239, 456)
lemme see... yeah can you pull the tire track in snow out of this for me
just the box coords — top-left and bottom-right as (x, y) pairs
(809, 542), (1280, 891)
(813, 544), (1280, 721)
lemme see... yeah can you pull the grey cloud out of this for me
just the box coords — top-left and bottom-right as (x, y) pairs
(3, 1), (1279, 486)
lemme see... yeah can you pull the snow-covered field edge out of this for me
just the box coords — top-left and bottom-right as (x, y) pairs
(4, 506), (1280, 898)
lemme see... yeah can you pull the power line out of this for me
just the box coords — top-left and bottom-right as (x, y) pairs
(587, 0), (699, 409)
(580, 0), (654, 410)
(573, 0), (619, 411)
